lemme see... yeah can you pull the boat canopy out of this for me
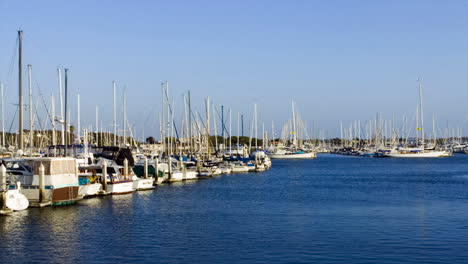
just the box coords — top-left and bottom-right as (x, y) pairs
(22, 158), (76, 175)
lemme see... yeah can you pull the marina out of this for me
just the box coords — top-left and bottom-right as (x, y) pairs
(1, 155), (468, 263)
(1, 1), (467, 263)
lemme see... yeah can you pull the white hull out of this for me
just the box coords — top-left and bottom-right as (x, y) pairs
(384, 150), (451, 158)
(5, 189), (29, 211)
(219, 167), (232, 174)
(184, 171), (198, 180)
(107, 181), (134, 194)
(212, 168), (222, 176)
(132, 178), (155, 190)
(155, 176), (165, 185)
(268, 152), (316, 159)
(255, 164), (266, 172)
(231, 165), (249, 173)
(79, 183), (102, 197)
(166, 171), (184, 182)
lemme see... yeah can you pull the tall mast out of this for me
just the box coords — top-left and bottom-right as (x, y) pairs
(64, 68), (69, 156)
(212, 104), (218, 152)
(123, 87), (127, 146)
(229, 108), (232, 149)
(418, 79), (425, 147)
(77, 93), (81, 143)
(241, 114), (244, 137)
(18, 30), (24, 151)
(416, 105), (419, 146)
(51, 95), (56, 146)
(262, 122), (265, 149)
(1, 83), (4, 148)
(113, 81), (117, 145)
(160, 82), (164, 153)
(237, 112), (240, 150)
(166, 83), (170, 153)
(254, 104), (258, 150)
(271, 120), (275, 147)
(205, 96), (210, 156)
(57, 68), (65, 145)
(27, 64), (33, 150)
(221, 105), (224, 140)
(183, 95), (188, 152)
(95, 106), (99, 146)
(188, 90), (192, 154)
(292, 101), (297, 146)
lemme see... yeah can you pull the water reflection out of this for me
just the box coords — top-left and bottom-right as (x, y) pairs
(1, 155), (468, 263)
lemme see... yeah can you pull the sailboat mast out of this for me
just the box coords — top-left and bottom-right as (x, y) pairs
(418, 79), (425, 146)
(292, 101), (296, 146)
(254, 104), (258, 150)
(205, 97), (210, 156)
(188, 90), (192, 154)
(51, 95), (56, 146)
(237, 112), (240, 148)
(27, 64), (33, 150)
(213, 104), (218, 152)
(77, 93), (81, 143)
(123, 87), (127, 146)
(58, 68), (65, 145)
(64, 68), (69, 156)
(262, 122), (265, 149)
(113, 81), (117, 146)
(229, 108), (232, 149)
(160, 82), (165, 153)
(95, 106), (99, 146)
(18, 30), (24, 151)
(241, 114), (244, 137)
(1, 83), (5, 148)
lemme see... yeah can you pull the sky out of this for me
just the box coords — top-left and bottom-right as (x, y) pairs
(0, 0), (467, 139)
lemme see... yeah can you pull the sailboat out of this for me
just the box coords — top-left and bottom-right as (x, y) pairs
(384, 80), (451, 158)
(267, 101), (316, 159)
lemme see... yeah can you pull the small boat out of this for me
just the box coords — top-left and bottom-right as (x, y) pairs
(93, 159), (135, 195)
(77, 173), (103, 197)
(197, 171), (213, 179)
(268, 148), (316, 159)
(107, 180), (134, 194)
(166, 171), (184, 182)
(231, 162), (249, 173)
(184, 170), (198, 180)
(384, 148), (452, 158)
(5, 182), (29, 211)
(3, 157), (81, 206)
(132, 176), (155, 191)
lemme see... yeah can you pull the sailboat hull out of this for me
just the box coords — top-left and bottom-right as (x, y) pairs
(268, 152), (316, 159)
(384, 151), (451, 158)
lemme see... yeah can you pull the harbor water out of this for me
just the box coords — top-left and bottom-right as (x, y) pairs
(1, 154), (468, 263)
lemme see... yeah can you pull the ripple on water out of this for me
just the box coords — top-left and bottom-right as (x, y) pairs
(1, 154), (468, 263)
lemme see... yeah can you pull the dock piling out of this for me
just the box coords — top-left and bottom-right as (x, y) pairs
(124, 158), (129, 179)
(0, 164), (6, 192)
(0, 164), (12, 214)
(39, 163), (46, 203)
(144, 157), (148, 179)
(101, 160), (108, 193)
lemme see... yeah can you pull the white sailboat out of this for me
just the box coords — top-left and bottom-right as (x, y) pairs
(268, 101), (316, 159)
(384, 80), (451, 158)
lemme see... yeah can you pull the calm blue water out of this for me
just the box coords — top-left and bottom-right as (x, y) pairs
(1, 154), (468, 264)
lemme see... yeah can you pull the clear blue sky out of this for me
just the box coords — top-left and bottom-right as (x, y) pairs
(1, 0), (467, 139)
